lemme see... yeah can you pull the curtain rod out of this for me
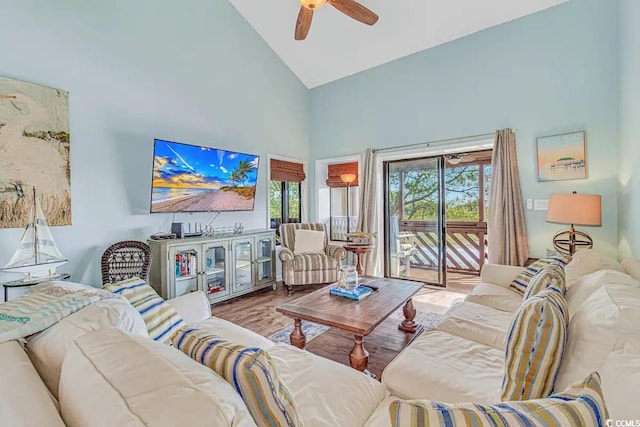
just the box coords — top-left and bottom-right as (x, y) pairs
(371, 131), (497, 154)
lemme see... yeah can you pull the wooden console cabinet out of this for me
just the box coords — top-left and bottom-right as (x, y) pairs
(148, 229), (276, 304)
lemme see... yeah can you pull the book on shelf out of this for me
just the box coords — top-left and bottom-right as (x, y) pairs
(329, 285), (373, 301)
(175, 252), (197, 277)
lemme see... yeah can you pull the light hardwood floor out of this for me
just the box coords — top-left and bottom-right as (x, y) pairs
(212, 276), (474, 378)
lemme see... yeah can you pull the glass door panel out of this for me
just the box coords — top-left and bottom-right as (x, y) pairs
(255, 236), (274, 284)
(384, 156), (446, 286)
(233, 239), (253, 292)
(173, 247), (199, 297)
(204, 244), (229, 302)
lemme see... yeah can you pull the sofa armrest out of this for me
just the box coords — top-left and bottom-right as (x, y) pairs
(166, 291), (211, 324)
(326, 244), (347, 260)
(279, 247), (294, 262)
(480, 264), (525, 288)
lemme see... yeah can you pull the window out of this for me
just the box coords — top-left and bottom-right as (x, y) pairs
(269, 158), (305, 235)
(327, 162), (359, 241)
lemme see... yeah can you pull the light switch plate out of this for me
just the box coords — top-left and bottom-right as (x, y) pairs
(534, 199), (549, 210)
(526, 199), (533, 210)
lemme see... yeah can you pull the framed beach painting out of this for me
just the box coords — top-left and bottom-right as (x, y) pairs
(0, 76), (71, 228)
(536, 131), (586, 182)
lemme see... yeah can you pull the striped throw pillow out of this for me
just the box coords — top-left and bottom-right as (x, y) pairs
(172, 327), (304, 427)
(389, 372), (608, 427)
(502, 286), (568, 401)
(522, 264), (566, 300)
(510, 254), (572, 295)
(103, 278), (185, 344)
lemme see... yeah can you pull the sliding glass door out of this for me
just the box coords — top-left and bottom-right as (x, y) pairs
(384, 156), (446, 286)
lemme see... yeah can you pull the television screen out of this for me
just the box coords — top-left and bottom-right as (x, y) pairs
(150, 139), (260, 213)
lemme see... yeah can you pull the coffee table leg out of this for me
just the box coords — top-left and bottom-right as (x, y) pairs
(289, 319), (306, 349)
(398, 298), (418, 333)
(349, 335), (369, 371)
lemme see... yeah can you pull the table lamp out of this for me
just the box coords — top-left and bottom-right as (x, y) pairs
(545, 191), (601, 255)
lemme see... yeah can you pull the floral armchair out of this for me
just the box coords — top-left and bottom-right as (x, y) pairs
(279, 223), (347, 293)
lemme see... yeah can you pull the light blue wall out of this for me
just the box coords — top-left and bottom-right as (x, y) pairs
(0, 0), (309, 290)
(618, 0), (640, 258)
(310, 0), (620, 258)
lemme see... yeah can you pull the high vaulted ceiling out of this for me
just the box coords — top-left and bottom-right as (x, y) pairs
(229, 0), (568, 88)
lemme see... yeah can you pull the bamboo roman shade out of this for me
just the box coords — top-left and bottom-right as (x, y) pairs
(270, 159), (306, 183)
(326, 162), (359, 187)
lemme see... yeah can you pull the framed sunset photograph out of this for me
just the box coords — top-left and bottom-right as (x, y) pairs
(536, 131), (587, 182)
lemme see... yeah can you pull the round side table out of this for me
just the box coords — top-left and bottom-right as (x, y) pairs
(343, 245), (373, 276)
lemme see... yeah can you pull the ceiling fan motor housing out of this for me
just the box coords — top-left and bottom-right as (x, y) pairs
(300, 0), (327, 10)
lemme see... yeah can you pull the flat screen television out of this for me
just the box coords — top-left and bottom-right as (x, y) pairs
(150, 139), (260, 213)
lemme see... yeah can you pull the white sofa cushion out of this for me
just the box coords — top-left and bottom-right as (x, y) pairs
(388, 372), (608, 427)
(381, 330), (503, 404)
(565, 248), (624, 288)
(436, 301), (513, 350)
(565, 269), (639, 318)
(267, 343), (389, 427)
(555, 283), (640, 392)
(192, 316), (275, 349)
(26, 298), (147, 399)
(465, 282), (523, 312)
(59, 329), (256, 427)
(0, 340), (65, 426)
(621, 258), (640, 281)
(601, 343), (640, 421)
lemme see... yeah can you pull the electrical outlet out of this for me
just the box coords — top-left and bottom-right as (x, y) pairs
(526, 199), (533, 210)
(534, 199), (549, 210)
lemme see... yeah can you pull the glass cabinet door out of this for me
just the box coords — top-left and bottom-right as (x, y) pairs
(255, 235), (274, 284)
(233, 239), (253, 292)
(203, 244), (229, 302)
(172, 246), (200, 298)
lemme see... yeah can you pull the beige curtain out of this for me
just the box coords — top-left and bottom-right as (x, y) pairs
(488, 129), (529, 266)
(356, 148), (378, 275)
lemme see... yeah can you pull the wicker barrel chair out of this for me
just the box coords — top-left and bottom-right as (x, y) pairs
(279, 223), (347, 294)
(101, 240), (152, 285)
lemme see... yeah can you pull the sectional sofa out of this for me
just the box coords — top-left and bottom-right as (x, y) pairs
(2, 249), (639, 426)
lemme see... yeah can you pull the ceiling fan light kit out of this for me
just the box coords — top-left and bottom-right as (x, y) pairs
(295, 0), (379, 41)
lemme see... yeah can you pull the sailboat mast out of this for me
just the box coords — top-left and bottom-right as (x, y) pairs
(33, 187), (39, 265)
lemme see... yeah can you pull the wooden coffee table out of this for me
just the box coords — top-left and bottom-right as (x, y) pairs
(276, 277), (423, 373)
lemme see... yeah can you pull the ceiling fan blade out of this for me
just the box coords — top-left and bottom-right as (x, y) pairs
(329, 0), (378, 25)
(295, 6), (313, 40)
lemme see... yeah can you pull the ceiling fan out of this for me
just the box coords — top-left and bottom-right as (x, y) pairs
(295, 0), (379, 41)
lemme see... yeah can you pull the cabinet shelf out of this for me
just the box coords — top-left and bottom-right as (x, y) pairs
(255, 256), (271, 263)
(176, 275), (198, 281)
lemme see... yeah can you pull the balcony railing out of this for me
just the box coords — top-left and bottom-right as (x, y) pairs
(399, 220), (488, 275)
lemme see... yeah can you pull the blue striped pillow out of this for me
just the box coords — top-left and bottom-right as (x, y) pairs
(103, 278), (185, 344)
(502, 286), (568, 401)
(172, 327), (304, 427)
(390, 372), (608, 427)
(510, 255), (572, 295)
(522, 264), (566, 300)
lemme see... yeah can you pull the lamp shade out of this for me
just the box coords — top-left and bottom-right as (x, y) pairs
(340, 173), (357, 185)
(546, 192), (602, 226)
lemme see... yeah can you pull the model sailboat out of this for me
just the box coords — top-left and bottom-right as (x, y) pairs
(2, 187), (67, 280)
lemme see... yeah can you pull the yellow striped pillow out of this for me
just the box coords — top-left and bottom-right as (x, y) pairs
(502, 286), (568, 401)
(172, 327), (304, 427)
(390, 372), (608, 427)
(103, 278), (185, 344)
(522, 264), (566, 300)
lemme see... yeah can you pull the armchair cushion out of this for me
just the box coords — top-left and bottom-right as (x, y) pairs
(293, 253), (340, 272)
(293, 229), (325, 254)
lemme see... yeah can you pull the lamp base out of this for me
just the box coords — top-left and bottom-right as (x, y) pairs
(552, 225), (593, 255)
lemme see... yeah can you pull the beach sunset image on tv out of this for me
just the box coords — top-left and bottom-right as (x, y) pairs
(150, 139), (259, 213)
